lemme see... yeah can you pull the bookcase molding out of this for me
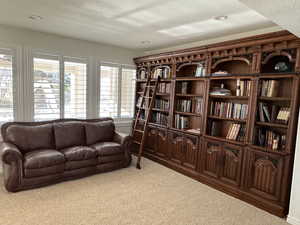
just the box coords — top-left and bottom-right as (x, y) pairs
(132, 30), (300, 217)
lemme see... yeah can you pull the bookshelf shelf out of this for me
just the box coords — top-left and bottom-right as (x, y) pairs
(248, 144), (288, 156)
(171, 127), (201, 135)
(256, 121), (288, 129)
(156, 93), (170, 96)
(207, 115), (246, 123)
(175, 111), (202, 117)
(152, 108), (169, 113)
(176, 94), (203, 97)
(175, 77), (206, 81)
(209, 95), (249, 100)
(204, 134), (245, 146)
(258, 96), (291, 102)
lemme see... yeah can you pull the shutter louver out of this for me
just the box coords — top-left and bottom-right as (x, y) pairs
(99, 65), (119, 118)
(121, 68), (136, 118)
(0, 53), (14, 122)
(64, 61), (87, 119)
(34, 58), (60, 121)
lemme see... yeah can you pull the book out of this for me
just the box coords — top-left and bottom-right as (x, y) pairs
(256, 127), (286, 151)
(210, 102), (248, 119)
(186, 128), (201, 134)
(174, 114), (189, 129)
(261, 80), (279, 97)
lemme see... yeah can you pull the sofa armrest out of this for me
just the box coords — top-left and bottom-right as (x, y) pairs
(1, 142), (23, 164)
(0, 142), (23, 192)
(113, 132), (132, 167)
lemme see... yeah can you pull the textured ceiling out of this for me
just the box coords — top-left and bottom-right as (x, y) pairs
(239, 0), (300, 37)
(0, 0), (276, 50)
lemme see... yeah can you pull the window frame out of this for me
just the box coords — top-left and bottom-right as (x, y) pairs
(63, 56), (88, 119)
(0, 48), (17, 123)
(98, 62), (136, 121)
(32, 53), (89, 121)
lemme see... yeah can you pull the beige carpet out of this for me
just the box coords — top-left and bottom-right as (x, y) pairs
(0, 157), (290, 225)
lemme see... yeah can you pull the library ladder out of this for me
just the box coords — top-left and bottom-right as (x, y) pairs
(133, 76), (161, 169)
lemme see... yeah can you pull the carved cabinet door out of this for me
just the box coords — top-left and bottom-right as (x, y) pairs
(168, 132), (184, 165)
(144, 127), (157, 153)
(243, 149), (284, 202)
(182, 134), (198, 170)
(156, 129), (168, 159)
(201, 139), (222, 179)
(219, 144), (243, 187)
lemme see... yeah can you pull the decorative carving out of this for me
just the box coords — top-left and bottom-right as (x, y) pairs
(262, 49), (297, 65)
(253, 158), (277, 194)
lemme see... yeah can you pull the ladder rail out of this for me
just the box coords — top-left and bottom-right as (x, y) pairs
(135, 76), (161, 169)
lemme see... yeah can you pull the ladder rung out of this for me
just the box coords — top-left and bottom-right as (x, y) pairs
(133, 141), (141, 145)
(143, 96), (152, 99)
(134, 129), (144, 133)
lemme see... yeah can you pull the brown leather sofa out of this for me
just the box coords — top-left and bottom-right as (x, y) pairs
(0, 118), (132, 192)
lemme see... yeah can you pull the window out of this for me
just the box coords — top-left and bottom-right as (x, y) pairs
(0, 52), (14, 122)
(120, 68), (136, 118)
(64, 61), (87, 119)
(33, 57), (60, 121)
(99, 65), (119, 118)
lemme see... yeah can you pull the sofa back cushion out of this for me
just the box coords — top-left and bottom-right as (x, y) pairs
(85, 121), (115, 145)
(54, 122), (86, 149)
(5, 124), (54, 153)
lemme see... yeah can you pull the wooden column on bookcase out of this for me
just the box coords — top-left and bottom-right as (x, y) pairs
(247, 77), (259, 145)
(205, 53), (212, 75)
(202, 78), (211, 136)
(251, 46), (262, 73)
(286, 75), (300, 153)
(295, 45), (300, 72)
(169, 58), (176, 129)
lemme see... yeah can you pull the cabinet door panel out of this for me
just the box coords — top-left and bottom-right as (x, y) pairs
(244, 150), (284, 202)
(168, 133), (184, 165)
(220, 144), (243, 187)
(145, 128), (156, 153)
(156, 129), (168, 158)
(182, 136), (198, 170)
(202, 140), (221, 179)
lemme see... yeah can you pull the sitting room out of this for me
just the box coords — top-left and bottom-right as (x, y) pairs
(0, 0), (300, 225)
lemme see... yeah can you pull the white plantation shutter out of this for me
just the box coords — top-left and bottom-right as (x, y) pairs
(64, 61), (87, 118)
(0, 52), (14, 122)
(33, 57), (60, 121)
(99, 65), (119, 118)
(121, 67), (136, 118)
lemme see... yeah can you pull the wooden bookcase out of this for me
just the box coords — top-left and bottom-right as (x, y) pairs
(132, 31), (300, 217)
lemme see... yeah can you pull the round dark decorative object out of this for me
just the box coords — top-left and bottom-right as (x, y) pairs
(274, 61), (289, 72)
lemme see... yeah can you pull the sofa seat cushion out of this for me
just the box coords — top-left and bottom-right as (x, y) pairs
(91, 142), (123, 156)
(99, 154), (125, 164)
(24, 150), (65, 169)
(24, 164), (65, 178)
(61, 146), (97, 161)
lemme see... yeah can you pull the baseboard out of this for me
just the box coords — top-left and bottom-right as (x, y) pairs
(287, 215), (300, 225)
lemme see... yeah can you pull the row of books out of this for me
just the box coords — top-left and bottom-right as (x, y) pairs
(177, 82), (189, 94)
(151, 112), (168, 126)
(174, 114), (189, 129)
(257, 103), (290, 124)
(256, 128), (286, 151)
(154, 99), (169, 110)
(226, 123), (246, 141)
(210, 121), (245, 141)
(176, 97), (203, 114)
(236, 79), (251, 96)
(153, 67), (171, 79)
(260, 80), (279, 97)
(158, 83), (171, 93)
(210, 102), (248, 120)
